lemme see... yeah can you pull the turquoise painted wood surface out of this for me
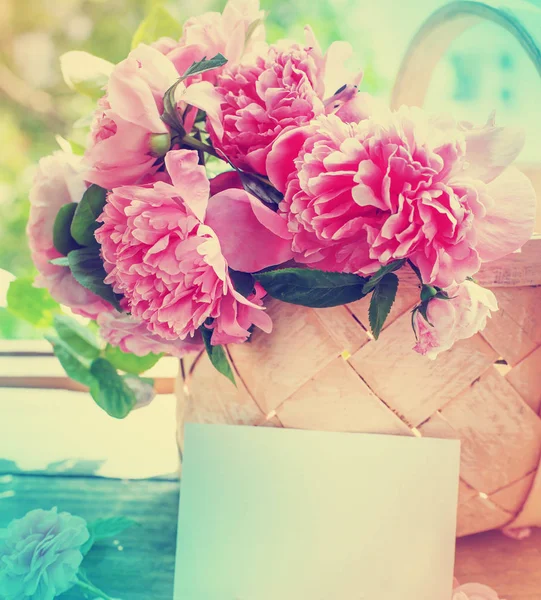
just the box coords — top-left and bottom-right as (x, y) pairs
(0, 475), (179, 600)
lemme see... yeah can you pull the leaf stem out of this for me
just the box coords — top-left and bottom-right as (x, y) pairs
(75, 577), (114, 600)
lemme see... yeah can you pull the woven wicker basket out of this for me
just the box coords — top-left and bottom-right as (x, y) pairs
(177, 0), (541, 537)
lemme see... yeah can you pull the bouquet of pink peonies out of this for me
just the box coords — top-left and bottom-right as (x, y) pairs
(26, 0), (536, 407)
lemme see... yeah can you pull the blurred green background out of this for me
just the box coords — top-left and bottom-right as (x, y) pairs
(1, 0), (540, 339)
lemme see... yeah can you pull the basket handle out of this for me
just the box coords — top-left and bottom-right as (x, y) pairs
(391, 0), (541, 110)
(391, 0), (541, 238)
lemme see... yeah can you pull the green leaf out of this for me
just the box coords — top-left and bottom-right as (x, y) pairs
(71, 185), (107, 247)
(200, 326), (235, 385)
(161, 54), (227, 135)
(161, 79), (186, 135)
(45, 335), (95, 386)
(49, 257), (70, 267)
(53, 203), (81, 256)
(60, 51), (113, 99)
(123, 374), (156, 407)
(53, 314), (101, 360)
(131, 5), (183, 49)
(368, 273), (399, 340)
(238, 172), (282, 208)
(81, 516), (138, 555)
(254, 268), (368, 308)
(362, 260), (405, 294)
(91, 516), (138, 540)
(68, 247), (123, 311)
(180, 54), (227, 81)
(6, 278), (60, 328)
(228, 269), (255, 298)
(104, 344), (162, 375)
(407, 259), (423, 283)
(89, 358), (137, 419)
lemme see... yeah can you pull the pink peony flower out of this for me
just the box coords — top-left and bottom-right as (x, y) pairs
(95, 150), (281, 345)
(85, 44), (221, 189)
(453, 581), (503, 600)
(208, 27), (361, 175)
(267, 109), (536, 286)
(156, 0), (266, 84)
(27, 151), (113, 319)
(413, 280), (498, 359)
(97, 311), (204, 357)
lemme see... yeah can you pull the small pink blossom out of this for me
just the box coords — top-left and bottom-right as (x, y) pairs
(208, 28), (361, 175)
(501, 526), (532, 540)
(95, 150), (275, 345)
(453, 581), (503, 600)
(27, 151), (113, 318)
(267, 109), (536, 286)
(97, 311), (204, 357)
(413, 280), (498, 359)
(85, 44), (221, 189)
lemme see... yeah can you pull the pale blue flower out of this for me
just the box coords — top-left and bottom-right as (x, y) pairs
(0, 508), (89, 600)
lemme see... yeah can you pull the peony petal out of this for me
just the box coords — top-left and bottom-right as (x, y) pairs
(475, 166), (536, 263)
(107, 46), (173, 133)
(165, 149), (210, 221)
(181, 81), (224, 139)
(206, 188), (293, 272)
(266, 126), (312, 192)
(462, 120), (525, 183)
(167, 43), (207, 79)
(323, 40), (362, 99)
(209, 171), (243, 196)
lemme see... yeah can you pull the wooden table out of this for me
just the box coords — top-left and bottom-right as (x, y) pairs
(0, 474), (180, 600)
(2, 472), (540, 600)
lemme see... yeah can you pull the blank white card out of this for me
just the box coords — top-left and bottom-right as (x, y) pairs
(174, 424), (460, 600)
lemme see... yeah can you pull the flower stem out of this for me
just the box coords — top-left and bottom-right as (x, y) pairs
(75, 577), (114, 600)
(180, 134), (274, 188)
(181, 135), (221, 159)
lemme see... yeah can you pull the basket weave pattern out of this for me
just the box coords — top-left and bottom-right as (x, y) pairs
(178, 240), (541, 537)
(177, 0), (541, 537)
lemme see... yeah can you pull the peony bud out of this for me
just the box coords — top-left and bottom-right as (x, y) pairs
(149, 132), (171, 157)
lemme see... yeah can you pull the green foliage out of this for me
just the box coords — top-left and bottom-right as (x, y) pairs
(161, 54), (227, 134)
(6, 278), (60, 328)
(362, 260), (405, 294)
(53, 314), (101, 359)
(82, 516), (138, 555)
(180, 54), (228, 80)
(131, 4), (183, 49)
(104, 344), (162, 375)
(254, 268), (368, 308)
(52, 203), (81, 256)
(71, 185), (107, 247)
(200, 325), (235, 385)
(45, 334), (95, 386)
(68, 247), (122, 311)
(228, 269), (255, 298)
(89, 358), (138, 419)
(368, 273), (399, 339)
(238, 172), (283, 208)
